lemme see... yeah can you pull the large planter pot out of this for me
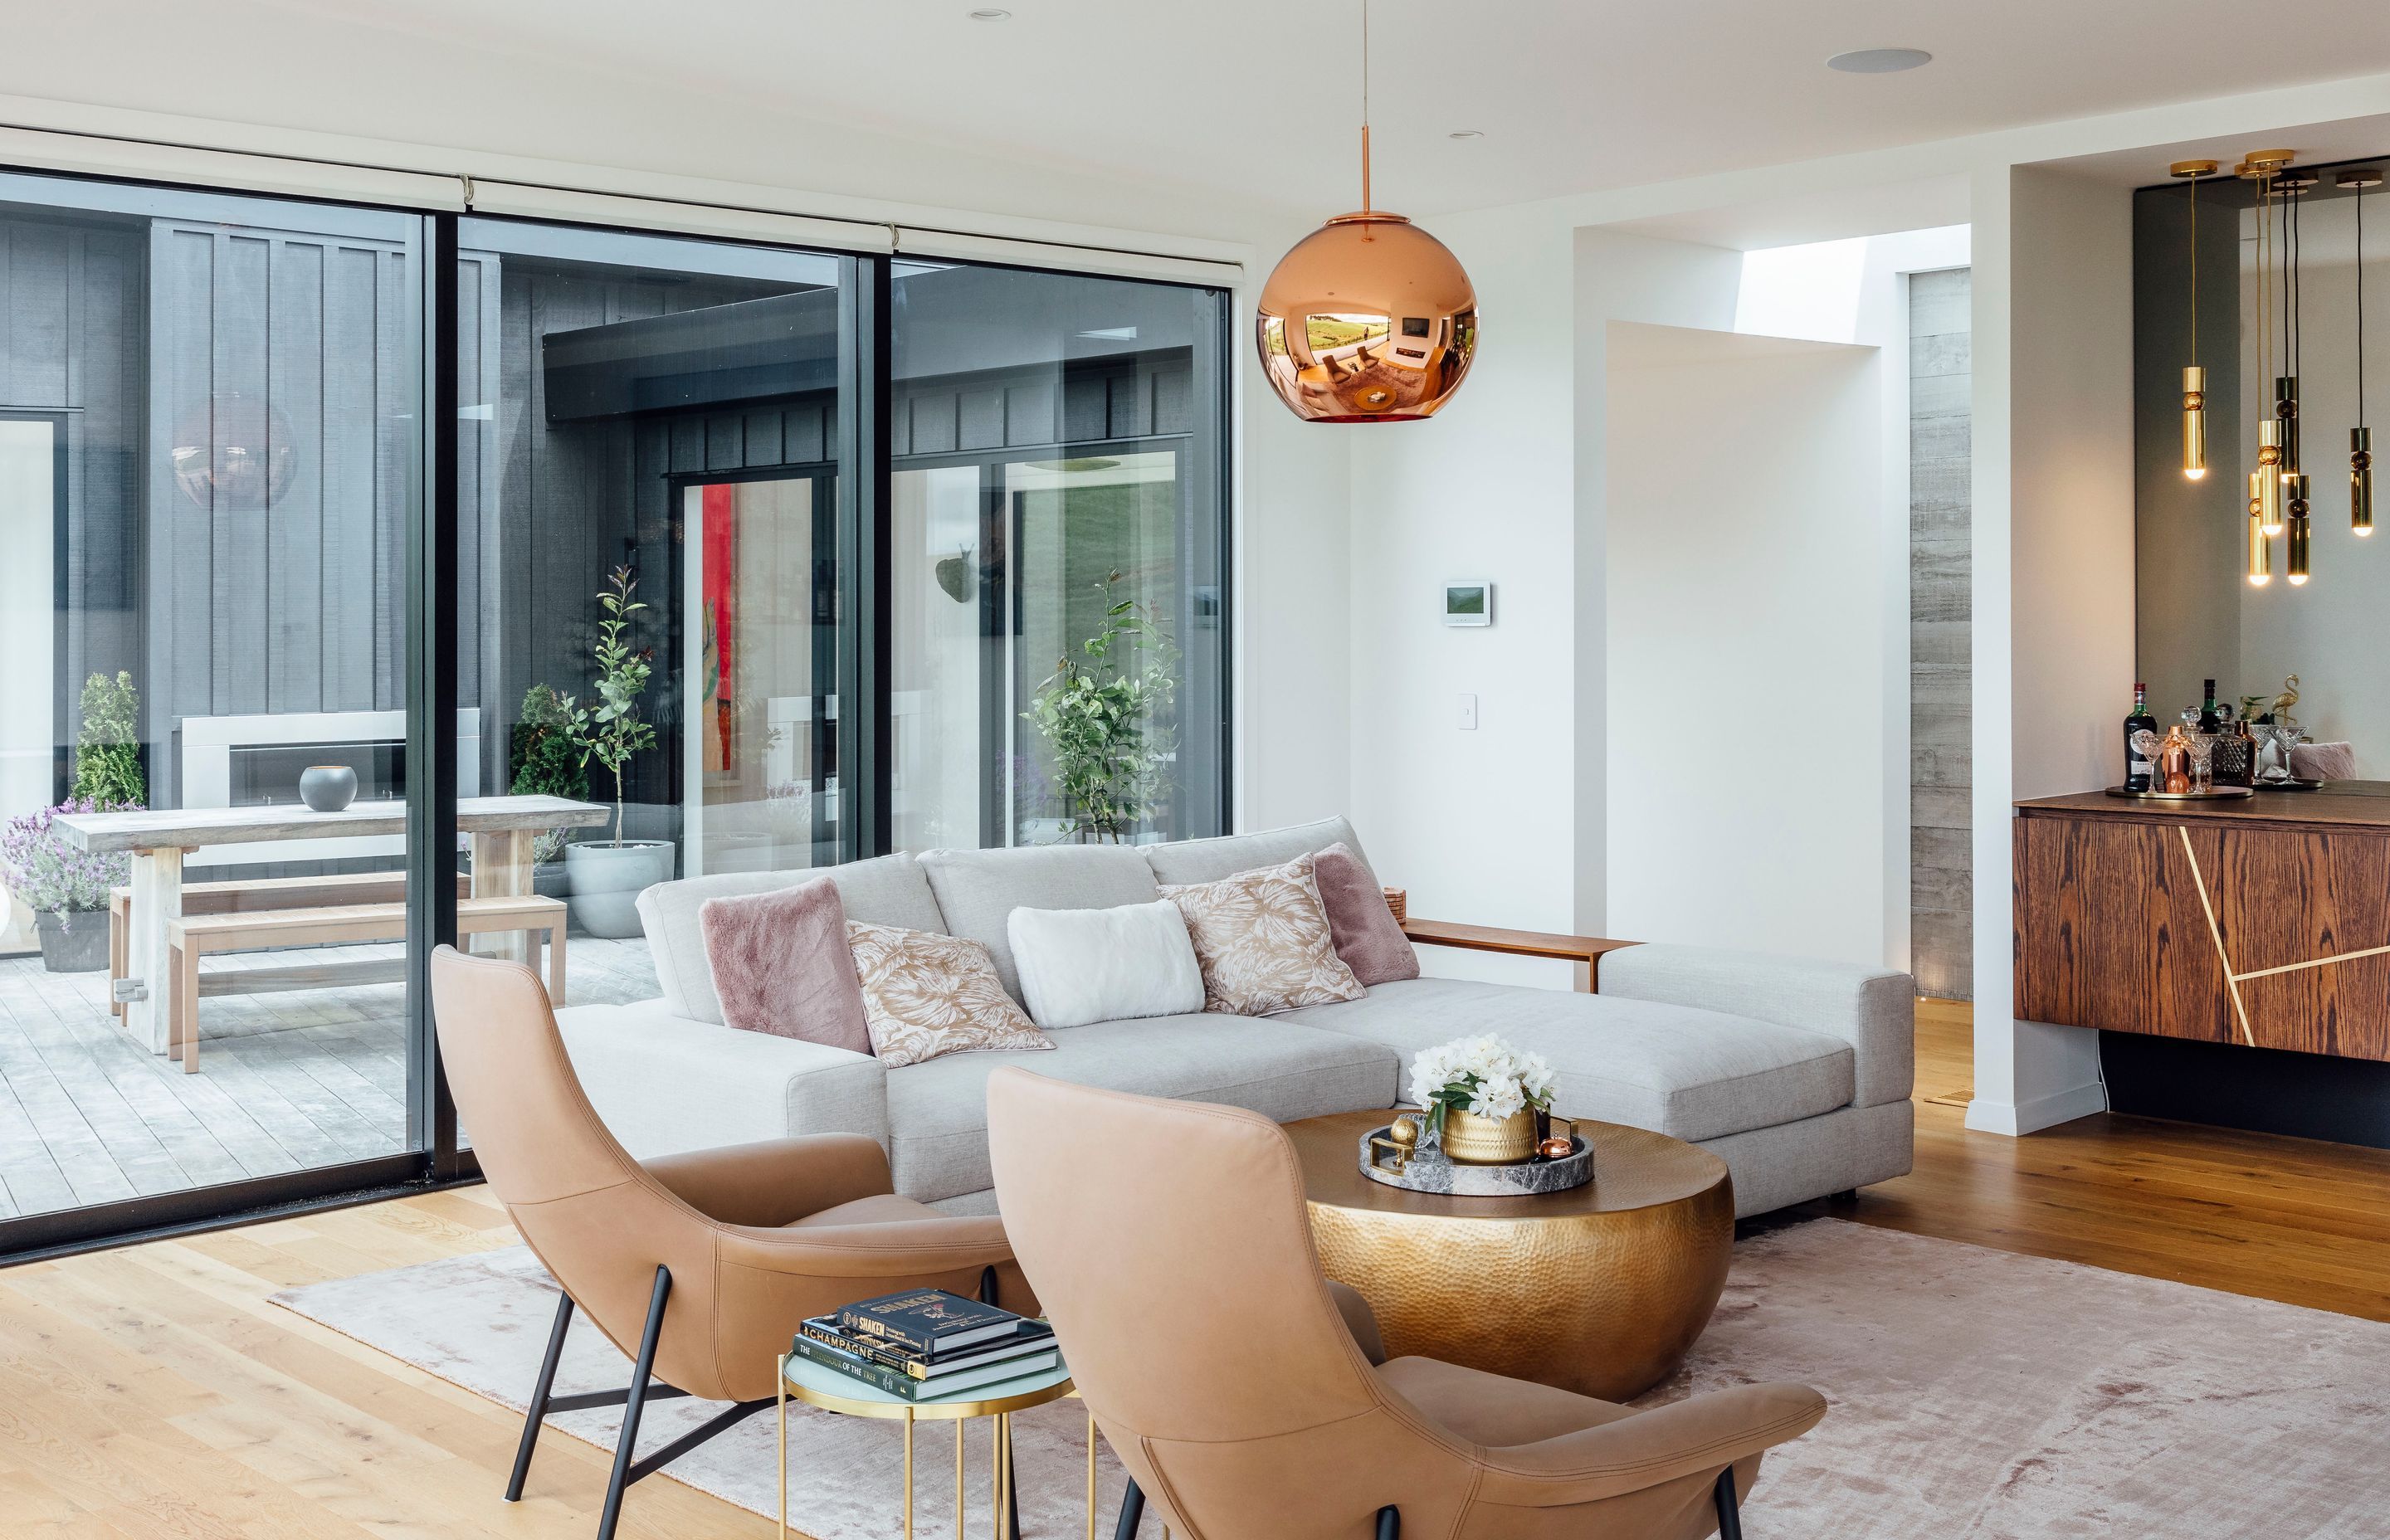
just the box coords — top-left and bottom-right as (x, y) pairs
(531, 860), (571, 902)
(36, 910), (110, 973)
(1440, 1107), (1538, 1165)
(563, 841), (673, 938)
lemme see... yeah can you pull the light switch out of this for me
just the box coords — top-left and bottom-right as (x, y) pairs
(1457, 693), (1478, 730)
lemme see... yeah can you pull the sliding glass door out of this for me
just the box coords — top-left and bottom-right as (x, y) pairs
(0, 165), (1231, 1256)
(890, 261), (1228, 849)
(451, 218), (856, 1026)
(0, 171), (428, 1247)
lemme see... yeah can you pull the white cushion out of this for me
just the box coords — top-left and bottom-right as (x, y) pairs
(1006, 899), (1204, 1030)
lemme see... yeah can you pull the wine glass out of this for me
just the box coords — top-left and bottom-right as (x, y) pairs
(2183, 729), (2219, 793)
(2264, 719), (2305, 783)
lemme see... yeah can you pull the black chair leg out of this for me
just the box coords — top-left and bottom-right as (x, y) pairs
(508, 1288), (576, 1501)
(596, 1265), (672, 1540)
(1376, 1503), (1400, 1539)
(1714, 1468), (1745, 1540)
(1112, 1476), (1144, 1538)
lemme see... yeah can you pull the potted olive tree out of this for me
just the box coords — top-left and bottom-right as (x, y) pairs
(1022, 573), (1179, 843)
(562, 567), (670, 937)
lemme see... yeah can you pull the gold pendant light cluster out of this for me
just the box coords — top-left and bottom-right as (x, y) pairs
(2181, 149), (2381, 588)
(1255, 0), (1479, 422)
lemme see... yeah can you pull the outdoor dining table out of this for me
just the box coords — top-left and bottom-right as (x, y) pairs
(53, 795), (607, 1057)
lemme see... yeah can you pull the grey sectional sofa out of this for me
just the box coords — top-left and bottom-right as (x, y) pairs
(554, 817), (1914, 1219)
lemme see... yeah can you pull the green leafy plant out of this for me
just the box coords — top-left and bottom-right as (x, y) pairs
(567, 567), (658, 847)
(1022, 573), (1178, 843)
(510, 684), (590, 864)
(71, 672), (144, 808)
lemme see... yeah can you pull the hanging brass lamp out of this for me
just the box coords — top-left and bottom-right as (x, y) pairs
(1256, 0), (1478, 422)
(2172, 160), (2216, 479)
(2347, 167), (2380, 534)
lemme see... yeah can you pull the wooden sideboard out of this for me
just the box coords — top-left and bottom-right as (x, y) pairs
(2014, 787), (2390, 1062)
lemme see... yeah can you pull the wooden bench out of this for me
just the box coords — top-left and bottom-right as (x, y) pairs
(110, 871), (470, 1016)
(164, 894), (567, 1073)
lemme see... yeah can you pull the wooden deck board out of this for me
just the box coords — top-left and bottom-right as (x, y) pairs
(0, 938), (656, 1222)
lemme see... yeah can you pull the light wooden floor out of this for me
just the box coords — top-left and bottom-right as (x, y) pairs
(2, 1000), (2387, 1540)
(0, 938), (658, 1220)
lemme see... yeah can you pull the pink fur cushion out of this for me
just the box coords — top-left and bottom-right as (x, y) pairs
(698, 879), (874, 1054)
(1314, 842), (1420, 987)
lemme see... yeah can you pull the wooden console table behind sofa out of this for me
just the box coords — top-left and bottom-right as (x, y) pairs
(1399, 919), (1641, 990)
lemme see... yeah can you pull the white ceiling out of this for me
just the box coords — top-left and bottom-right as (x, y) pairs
(252, 0), (2390, 216)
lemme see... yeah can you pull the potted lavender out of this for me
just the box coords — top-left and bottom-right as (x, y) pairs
(2, 797), (132, 972)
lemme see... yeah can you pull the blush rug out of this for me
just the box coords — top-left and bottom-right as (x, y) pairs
(271, 1219), (2390, 1539)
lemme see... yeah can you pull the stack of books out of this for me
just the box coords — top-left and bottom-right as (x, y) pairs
(790, 1288), (1061, 1402)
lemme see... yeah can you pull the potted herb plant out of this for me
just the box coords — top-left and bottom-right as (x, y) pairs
(562, 566), (670, 937)
(509, 683), (590, 900)
(2, 798), (132, 972)
(1021, 573), (1179, 843)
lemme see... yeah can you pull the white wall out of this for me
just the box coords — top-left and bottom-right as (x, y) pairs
(1972, 163), (2134, 1133)
(1605, 325), (1888, 966)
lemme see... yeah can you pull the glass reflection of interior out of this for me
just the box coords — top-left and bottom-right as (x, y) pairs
(890, 261), (1227, 850)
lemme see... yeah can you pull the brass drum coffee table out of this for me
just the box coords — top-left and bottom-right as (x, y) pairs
(1285, 1109), (1734, 1401)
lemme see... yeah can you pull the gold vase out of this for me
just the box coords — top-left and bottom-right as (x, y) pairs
(1441, 1108), (1537, 1165)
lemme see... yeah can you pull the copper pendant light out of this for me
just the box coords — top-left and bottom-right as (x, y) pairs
(1256, 0), (1478, 422)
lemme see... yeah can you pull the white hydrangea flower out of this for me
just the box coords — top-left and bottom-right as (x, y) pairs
(1409, 1033), (1554, 1116)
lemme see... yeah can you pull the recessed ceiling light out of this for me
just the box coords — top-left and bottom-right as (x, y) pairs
(968, 7), (1011, 19)
(1448, 129), (1484, 140)
(1826, 47), (1932, 73)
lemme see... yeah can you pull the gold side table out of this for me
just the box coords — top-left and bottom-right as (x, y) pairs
(1284, 1109), (1734, 1402)
(777, 1351), (1089, 1540)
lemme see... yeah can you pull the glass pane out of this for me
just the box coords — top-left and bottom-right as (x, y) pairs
(890, 262), (1227, 848)
(0, 173), (422, 1225)
(456, 219), (845, 1030)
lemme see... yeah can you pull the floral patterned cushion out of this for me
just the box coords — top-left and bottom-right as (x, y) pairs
(1160, 852), (1366, 1016)
(846, 920), (1055, 1068)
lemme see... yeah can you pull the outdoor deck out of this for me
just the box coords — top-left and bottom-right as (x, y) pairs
(0, 937), (657, 1221)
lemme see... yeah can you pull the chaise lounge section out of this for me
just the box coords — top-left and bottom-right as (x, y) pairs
(555, 818), (1914, 1219)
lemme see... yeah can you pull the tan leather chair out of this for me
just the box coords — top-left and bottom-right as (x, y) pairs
(430, 946), (1031, 1540)
(985, 1068), (1825, 1540)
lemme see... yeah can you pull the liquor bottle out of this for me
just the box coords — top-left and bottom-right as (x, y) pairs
(2216, 714), (2257, 788)
(2123, 683), (2158, 792)
(2158, 724), (2193, 794)
(2197, 680), (2222, 736)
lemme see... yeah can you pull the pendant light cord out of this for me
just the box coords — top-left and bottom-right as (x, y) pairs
(2292, 178), (2303, 382)
(2188, 176), (2197, 364)
(2361, 180), (2369, 429)
(1359, 0), (1372, 212)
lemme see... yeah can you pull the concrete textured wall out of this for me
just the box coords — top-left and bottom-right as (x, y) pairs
(1909, 266), (1973, 1000)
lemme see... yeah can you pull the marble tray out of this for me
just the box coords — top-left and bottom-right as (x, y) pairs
(1356, 1125), (1595, 1196)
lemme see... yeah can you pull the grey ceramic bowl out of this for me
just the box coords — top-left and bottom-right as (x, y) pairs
(299, 763), (359, 812)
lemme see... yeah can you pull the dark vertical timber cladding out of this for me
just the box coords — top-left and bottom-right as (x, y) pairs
(0, 216), (145, 753)
(375, 242), (410, 711)
(212, 230), (269, 717)
(408, 212), (460, 1165)
(324, 243), (381, 713)
(144, 217), (417, 802)
(267, 237), (324, 715)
